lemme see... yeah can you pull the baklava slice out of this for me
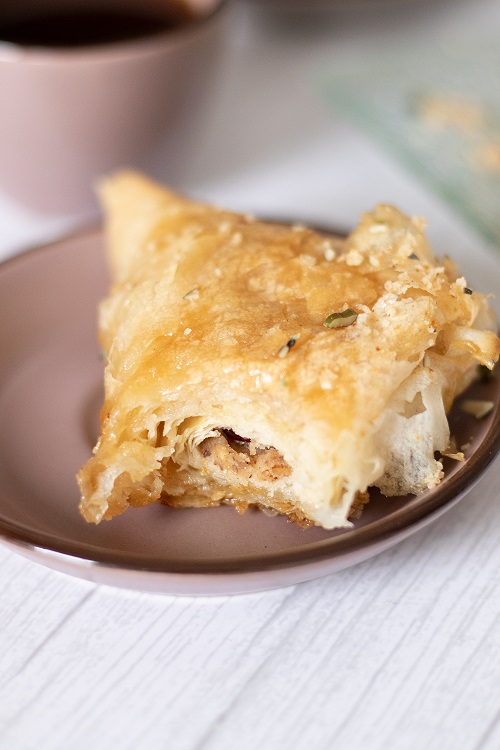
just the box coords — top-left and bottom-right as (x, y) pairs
(77, 172), (499, 529)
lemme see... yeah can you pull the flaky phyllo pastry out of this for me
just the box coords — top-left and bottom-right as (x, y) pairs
(77, 172), (500, 529)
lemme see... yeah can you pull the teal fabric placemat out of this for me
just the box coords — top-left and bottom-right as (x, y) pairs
(323, 35), (500, 248)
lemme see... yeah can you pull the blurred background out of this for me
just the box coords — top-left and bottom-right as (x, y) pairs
(1, 0), (499, 265)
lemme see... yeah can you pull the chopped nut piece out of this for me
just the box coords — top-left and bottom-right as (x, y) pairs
(441, 437), (464, 461)
(460, 400), (494, 419)
(442, 451), (465, 461)
(323, 245), (336, 262)
(344, 249), (364, 267)
(324, 309), (358, 329)
(277, 335), (300, 358)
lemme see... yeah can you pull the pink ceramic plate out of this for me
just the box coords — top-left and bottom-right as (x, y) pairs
(0, 228), (499, 596)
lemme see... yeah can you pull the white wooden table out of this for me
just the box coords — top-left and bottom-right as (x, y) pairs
(1, 2), (500, 748)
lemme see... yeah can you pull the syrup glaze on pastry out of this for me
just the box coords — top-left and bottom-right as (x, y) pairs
(77, 172), (500, 529)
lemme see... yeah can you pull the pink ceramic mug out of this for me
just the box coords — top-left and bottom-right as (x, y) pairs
(0, 0), (227, 215)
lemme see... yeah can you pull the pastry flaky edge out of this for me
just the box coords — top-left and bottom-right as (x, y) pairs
(77, 171), (500, 530)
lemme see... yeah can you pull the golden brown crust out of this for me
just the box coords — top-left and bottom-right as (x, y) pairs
(77, 172), (500, 529)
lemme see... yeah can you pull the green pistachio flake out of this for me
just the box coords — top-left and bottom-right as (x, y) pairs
(323, 308), (358, 329)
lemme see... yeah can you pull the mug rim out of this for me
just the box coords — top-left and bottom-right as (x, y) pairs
(0, 0), (228, 64)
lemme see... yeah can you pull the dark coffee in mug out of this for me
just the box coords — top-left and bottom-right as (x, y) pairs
(0, 5), (194, 48)
(0, 0), (224, 214)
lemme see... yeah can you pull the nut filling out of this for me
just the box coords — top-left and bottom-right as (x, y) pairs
(199, 430), (292, 483)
